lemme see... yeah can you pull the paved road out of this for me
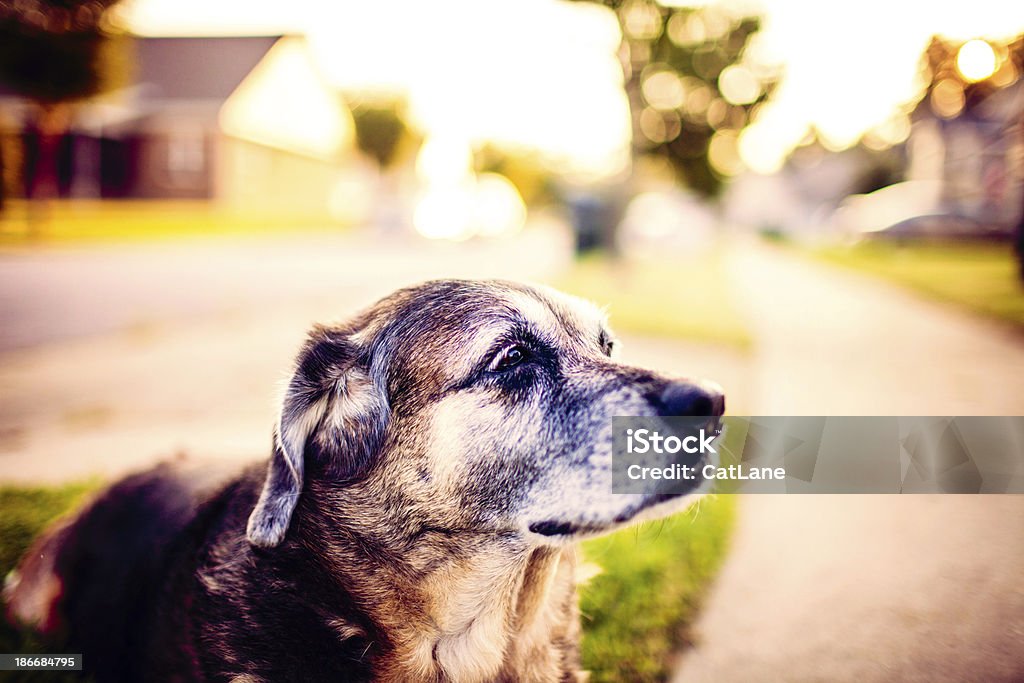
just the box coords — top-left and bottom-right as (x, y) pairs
(0, 229), (570, 353)
(672, 243), (1024, 683)
(0, 228), (745, 482)
(0, 228), (573, 480)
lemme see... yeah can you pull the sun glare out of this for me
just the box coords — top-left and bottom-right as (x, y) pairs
(956, 39), (998, 82)
(412, 173), (526, 241)
(412, 135), (526, 241)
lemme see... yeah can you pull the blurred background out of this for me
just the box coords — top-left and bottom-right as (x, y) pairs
(0, 1), (1023, 682)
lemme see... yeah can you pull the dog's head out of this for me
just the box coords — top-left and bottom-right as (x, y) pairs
(246, 279), (724, 548)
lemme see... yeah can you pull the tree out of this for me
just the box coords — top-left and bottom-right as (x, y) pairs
(346, 97), (412, 172)
(575, 0), (777, 197)
(0, 0), (127, 206)
(342, 96), (420, 233)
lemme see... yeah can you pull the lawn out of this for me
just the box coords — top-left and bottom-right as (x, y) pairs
(0, 200), (348, 245)
(0, 483), (97, 683)
(0, 483), (735, 682)
(580, 495), (735, 681)
(550, 252), (751, 349)
(810, 240), (1024, 331)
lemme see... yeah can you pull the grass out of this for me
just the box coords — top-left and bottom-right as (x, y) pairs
(0, 482), (98, 683)
(0, 199), (349, 246)
(0, 482), (735, 682)
(809, 240), (1024, 331)
(580, 495), (736, 682)
(551, 252), (751, 349)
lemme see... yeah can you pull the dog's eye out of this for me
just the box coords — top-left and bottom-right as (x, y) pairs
(489, 345), (528, 372)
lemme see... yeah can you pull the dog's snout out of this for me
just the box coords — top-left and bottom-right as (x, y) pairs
(658, 381), (725, 417)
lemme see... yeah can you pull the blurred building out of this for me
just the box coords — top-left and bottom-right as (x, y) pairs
(0, 35), (353, 211)
(724, 138), (903, 238)
(727, 35), (1024, 240)
(905, 36), (1024, 231)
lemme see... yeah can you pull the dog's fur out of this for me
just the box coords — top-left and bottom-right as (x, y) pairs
(5, 279), (724, 683)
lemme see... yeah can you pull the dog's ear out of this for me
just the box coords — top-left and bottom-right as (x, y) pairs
(246, 325), (388, 548)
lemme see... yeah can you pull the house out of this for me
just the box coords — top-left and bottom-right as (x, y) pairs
(907, 82), (1024, 229)
(0, 35), (355, 213)
(904, 36), (1024, 231)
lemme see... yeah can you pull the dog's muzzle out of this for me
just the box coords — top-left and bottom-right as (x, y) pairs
(526, 379), (726, 540)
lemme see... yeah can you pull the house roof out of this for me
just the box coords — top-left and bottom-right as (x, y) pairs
(3, 33), (353, 159)
(0, 35), (283, 105)
(133, 36), (282, 102)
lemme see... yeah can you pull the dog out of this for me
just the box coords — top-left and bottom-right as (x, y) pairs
(5, 279), (724, 683)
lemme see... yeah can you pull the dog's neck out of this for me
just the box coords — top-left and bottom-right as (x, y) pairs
(299, 487), (581, 682)
(397, 543), (579, 683)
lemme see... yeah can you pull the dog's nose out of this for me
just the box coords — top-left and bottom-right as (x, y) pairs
(659, 381), (725, 417)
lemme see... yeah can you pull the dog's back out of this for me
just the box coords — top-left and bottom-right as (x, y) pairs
(7, 461), (383, 682)
(6, 461), (235, 682)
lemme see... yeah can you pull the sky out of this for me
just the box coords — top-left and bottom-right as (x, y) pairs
(118, 0), (1024, 177)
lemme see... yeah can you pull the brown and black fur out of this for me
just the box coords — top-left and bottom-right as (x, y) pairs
(5, 279), (724, 682)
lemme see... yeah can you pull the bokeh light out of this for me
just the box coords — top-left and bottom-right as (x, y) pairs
(471, 173), (527, 237)
(639, 107), (682, 144)
(621, 0), (663, 41)
(413, 185), (474, 241)
(737, 121), (783, 174)
(705, 98), (728, 128)
(718, 65), (761, 105)
(989, 53), (1018, 86)
(682, 78), (712, 119)
(708, 129), (743, 176)
(415, 136), (473, 186)
(641, 67), (686, 111)
(929, 78), (965, 119)
(955, 39), (997, 82)
(412, 176), (527, 242)
(666, 11), (705, 47)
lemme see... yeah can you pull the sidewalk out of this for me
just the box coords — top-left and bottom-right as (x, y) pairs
(727, 241), (1024, 415)
(672, 243), (1024, 682)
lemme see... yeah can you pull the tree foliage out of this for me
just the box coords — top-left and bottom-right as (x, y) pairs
(0, 1), (128, 206)
(0, 0), (126, 104)
(346, 97), (412, 170)
(575, 0), (777, 196)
